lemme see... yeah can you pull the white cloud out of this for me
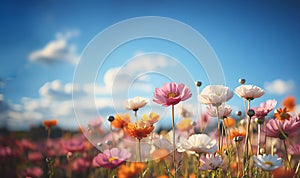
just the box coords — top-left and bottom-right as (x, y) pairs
(1, 53), (182, 130)
(264, 79), (295, 95)
(28, 30), (80, 65)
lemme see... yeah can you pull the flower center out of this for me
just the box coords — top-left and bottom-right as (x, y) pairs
(167, 92), (178, 98)
(109, 156), (118, 163)
(264, 161), (274, 167)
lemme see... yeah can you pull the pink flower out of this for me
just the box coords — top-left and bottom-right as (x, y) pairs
(94, 148), (131, 169)
(72, 158), (90, 172)
(65, 139), (85, 152)
(253, 99), (277, 119)
(265, 116), (300, 139)
(287, 143), (300, 155)
(153, 82), (192, 106)
(22, 166), (43, 178)
(206, 104), (232, 118)
(28, 152), (43, 162)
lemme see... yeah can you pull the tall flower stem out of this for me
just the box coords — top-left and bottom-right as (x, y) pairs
(243, 100), (251, 177)
(197, 86), (203, 134)
(216, 106), (221, 153)
(110, 123), (116, 147)
(171, 104), (176, 177)
(137, 138), (142, 162)
(283, 140), (291, 169)
(257, 124), (261, 155)
(235, 142), (241, 178)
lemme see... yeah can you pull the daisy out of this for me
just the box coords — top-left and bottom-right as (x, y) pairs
(252, 154), (282, 171)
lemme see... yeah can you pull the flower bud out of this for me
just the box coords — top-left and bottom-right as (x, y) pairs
(239, 78), (246, 84)
(247, 109), (255, 118)
(107, 116), (115, 122)
(255, 117), (265, 124)
(233, 136), (243, 142)
(259, 148), (265, 155)
(195, 81), (202, 87)
(236, 111), (242, 117)
(105, 140), (112, 145)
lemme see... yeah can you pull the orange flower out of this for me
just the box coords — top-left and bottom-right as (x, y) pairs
(43, 119), (57, 129)
(151, 148), (169, 162)
(117, 162), (145, 178)
(282, 96), (296, 111)
(176, 118), (193, 132)
(272, 167), (295, 178)
(125, 113), (159, 139)
(223, 117), (236, 128)
(230, 129), (246, 140)
(112, 113), (131, 129)
(274, 107), (290, 121)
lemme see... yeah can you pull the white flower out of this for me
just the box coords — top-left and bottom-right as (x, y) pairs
(253, 154), (282, 171)
(198, 85), (233, 106)
(206, 104), (232, 118)
(180, 134), (218, 154)
(125, 96), (148, 111)
(235, 85), (264, 100)
(199, 154), (223, 170)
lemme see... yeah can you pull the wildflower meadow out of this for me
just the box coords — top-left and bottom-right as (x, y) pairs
(1, 80), (300, 178)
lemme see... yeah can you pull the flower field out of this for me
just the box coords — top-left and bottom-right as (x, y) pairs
(1, 81), (300, 178)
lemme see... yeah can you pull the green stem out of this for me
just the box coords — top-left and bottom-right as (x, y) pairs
(257, 124), (261, 155)
(171, 104), (176, 178)
(216, 106), (221, 153)
(243, 100), (251, 177)
(283, 140), (291, 169)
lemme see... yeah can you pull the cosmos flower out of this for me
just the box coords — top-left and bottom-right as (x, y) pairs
(274, 107), (291, 121)
(235, 85), (264, 100)
(43, 119), (57, 129)
(252, 99), (277, 119)
(112, 113), (131, 129)
(198, 85), (233, 106)
(125, 96), (148, 111)
(94, 148), (131, 169)
(287, 143), (300, 155)
(206, 104), (232, 118)
(264, 116), (300, 139)
(199, 154), (223, 171)
(125, 112), (160, 139)
(153, 82), (192, 107)
(252, 154), (282, 171)
(180, 134), (218, 154)
(117, 162), (145, 178)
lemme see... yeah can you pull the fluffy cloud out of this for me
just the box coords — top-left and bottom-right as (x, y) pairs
(28, 30), (80, 65)
(1, 53), (186, 130)
(264, 79), (295, 95)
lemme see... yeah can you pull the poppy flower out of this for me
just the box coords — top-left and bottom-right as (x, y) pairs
(235, 85), (264, 100)
(180, 134), (218, 154)
(153, 82), (192, 107)
(206, 104), (232, 118)
(223, 117), (236, 128)
(112, 113), (131, 129)
(43, 119), (57, 129)
(117, 162), (145, 178)
(124, 112), (159, 139)
(282, 96), (296, 111)
(198, 85), (233, 106)
(125, 96), (148, 111)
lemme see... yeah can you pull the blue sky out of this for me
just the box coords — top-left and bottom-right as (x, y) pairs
(0, 0), (299, 130)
